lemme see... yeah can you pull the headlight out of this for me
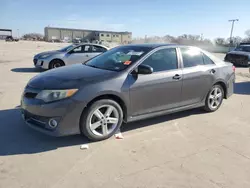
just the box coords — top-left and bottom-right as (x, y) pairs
(36, 89), (78, 102)
(40, 54), (51, 58)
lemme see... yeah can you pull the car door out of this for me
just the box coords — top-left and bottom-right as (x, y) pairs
(129, 48), (183, 116)
(179, 47), (217, 106)
(65, 45), (92, 65)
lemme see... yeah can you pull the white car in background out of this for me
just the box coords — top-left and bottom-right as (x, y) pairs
(33, 43), (109, 69)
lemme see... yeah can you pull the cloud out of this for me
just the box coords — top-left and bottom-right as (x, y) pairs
(50, 14), (127, 31)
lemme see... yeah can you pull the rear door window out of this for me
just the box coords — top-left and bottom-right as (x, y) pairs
(180, 48), (204, 68)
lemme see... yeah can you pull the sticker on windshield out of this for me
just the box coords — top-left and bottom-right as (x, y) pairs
(124, 61), (132, 65)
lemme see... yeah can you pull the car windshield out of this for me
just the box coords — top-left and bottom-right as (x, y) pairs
(85, 46), (151, 71)
(59, 44), (76, 52)
(234, 46), (250, 52)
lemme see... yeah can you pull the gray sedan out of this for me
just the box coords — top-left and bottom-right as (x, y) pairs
(33, 43), (109, 69)
(22, 44), (235, 141)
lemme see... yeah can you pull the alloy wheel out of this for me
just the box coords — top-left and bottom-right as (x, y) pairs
(208, 87), (223, 110)
(89, 105), (119, 137)
(53, 62), (61, 68)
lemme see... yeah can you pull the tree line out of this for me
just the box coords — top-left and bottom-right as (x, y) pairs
(21, 29), (250, 47)
(132, 29), (250, 47)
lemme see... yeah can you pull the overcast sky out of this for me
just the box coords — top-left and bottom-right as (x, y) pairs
(0, 0), (249, 39)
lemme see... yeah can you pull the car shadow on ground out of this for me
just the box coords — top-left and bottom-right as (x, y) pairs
(11, 67), (45, 73)
(122, 108), (204, 133)
(234, 81), (250, 95)
(1, 81), (249, 156)
(0, 108), (88, 156)
(0, 107), (204, 156)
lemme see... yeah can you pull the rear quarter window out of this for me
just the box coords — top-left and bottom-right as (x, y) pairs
(201, 50), (223, 64)
(202, 53), (215, 65)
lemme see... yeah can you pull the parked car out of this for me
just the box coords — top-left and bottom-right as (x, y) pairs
(33, 43), (109, 69)
(21, 44), (235, 141)
(224, 43), (250, 67)
(72, 38), (90, 44)
(72, 38), (81, 44)
(5, 36), (19, 42)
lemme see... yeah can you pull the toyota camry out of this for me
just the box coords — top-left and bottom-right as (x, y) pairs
(21, 44), (235, 141)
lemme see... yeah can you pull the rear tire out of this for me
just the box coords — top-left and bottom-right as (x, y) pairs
(49, 59), (65, 69)
(203, 84), (224, 112)
(80, 99), (123, 141)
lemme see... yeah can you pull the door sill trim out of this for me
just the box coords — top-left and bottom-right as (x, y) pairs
(127, 103), (204, 123)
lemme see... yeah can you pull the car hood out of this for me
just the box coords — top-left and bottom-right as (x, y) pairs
(227, 51), (250, 56)
(35, 50), (63, 58)
(28, 64), (117, 89)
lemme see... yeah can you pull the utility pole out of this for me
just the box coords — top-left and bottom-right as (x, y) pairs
(229, 19), (239, 45)
(200, 33), (203, 41)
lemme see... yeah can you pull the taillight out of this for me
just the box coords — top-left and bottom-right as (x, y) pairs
(232, 65), (236, 72)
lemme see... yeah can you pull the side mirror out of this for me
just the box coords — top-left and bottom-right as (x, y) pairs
(136, 64), (153, 75)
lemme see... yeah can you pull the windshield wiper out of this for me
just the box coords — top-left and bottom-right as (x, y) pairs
(85, 64), (100, 69)
(84, 64), (118, 72)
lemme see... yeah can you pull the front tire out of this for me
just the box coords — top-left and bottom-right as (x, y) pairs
(49, 59), (64, 69)
(203, 84), (224, 112)
(80, 99), (123, 141)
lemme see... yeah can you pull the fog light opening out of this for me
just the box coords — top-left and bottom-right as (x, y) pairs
(48, 119), (58, 129)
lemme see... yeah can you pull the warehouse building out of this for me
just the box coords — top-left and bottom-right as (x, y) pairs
(0, 29), (12, 40)
(44, 27), (132, 44)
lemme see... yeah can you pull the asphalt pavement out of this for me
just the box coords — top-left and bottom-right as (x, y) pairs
(0, 41), (250, 188)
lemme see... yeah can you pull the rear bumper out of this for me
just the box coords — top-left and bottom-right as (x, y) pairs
(226, 73), (235, 99)
(21, 97), (86, 136)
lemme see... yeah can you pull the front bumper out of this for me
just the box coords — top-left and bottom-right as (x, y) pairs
(231, 61), (250, 66)
(33, 58), (50, 69)
(21, 93), (86, 136)
(224, 54), (250, 66)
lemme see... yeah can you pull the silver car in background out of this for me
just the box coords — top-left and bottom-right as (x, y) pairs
(33, 43), (109, 69)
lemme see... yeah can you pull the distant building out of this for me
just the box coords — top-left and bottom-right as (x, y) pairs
(0, 29), (12, 40)
(44, 27), (132, 44)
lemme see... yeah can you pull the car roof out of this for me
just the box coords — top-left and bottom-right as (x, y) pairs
(74, 43), (109, 49)
(121, 43), (194, 49)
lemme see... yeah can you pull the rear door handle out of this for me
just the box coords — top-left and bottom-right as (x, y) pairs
(173, 74), (181, 80)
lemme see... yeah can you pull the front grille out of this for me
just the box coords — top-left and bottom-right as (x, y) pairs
(23, 110), (52, 130)
(225, 54), (248, 63)
(24, 92), (38, 98)
(23, 111), (47, 122)
(33, 59), (38, 65)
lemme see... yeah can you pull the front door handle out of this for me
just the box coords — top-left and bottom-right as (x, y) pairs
(86, 54), (89, 57)
(173, 74), (181, 80)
